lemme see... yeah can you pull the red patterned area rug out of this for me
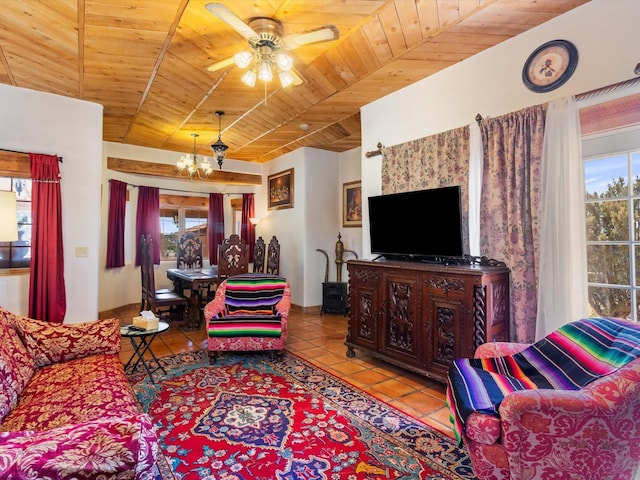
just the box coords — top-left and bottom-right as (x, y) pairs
(126, 350), (475, 480)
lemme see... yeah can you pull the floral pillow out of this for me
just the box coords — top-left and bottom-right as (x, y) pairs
(0, 309), (36, 422)
(15, 317), (121, 368)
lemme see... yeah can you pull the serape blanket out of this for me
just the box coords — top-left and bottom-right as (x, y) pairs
(222, 274), (287, 316)
(209, 274), (287, 338)
(447, 317), (640, 444)
(208, 316), (282, 337)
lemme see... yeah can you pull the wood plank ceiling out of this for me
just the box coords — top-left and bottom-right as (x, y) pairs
(0, 0), (589, 164)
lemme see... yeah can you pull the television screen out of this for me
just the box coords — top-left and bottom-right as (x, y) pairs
(368, 186), (463, 260)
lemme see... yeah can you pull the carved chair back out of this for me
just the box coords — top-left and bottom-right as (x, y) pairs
(253, 236), (266, 273)
(177, 232), (203, 269)
(266, 236), (280, 275)
(217, 234), (249, 282)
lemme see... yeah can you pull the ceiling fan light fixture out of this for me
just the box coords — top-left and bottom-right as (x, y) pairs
(234, 51), (253, 69)
(275, 52), (293, 71)
(204, 5), (340, 89)
(279, 70), (294, 88)
(242, 69), (257, 87)
(258, 61), (273, 82)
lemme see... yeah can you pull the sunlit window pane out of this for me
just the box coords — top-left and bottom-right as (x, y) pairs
(588, 285), (630, 320)
(585, 199), (628, 242)
(584, 154), (628, 199)
(587, 244), (629, 284)
(0, 176), (32, 269)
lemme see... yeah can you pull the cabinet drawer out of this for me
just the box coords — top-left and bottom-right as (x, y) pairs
(424, 274), (467, 299)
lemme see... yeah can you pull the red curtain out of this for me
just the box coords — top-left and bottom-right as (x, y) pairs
(106, 180), (127, 268)
(135, 186), (160, 266)
(28, 153), (66, 323)
(208, 193), (224, 265)
(241, 193), (255, 260)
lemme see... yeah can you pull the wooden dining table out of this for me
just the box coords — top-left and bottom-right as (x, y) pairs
(166, 267), (218, 330)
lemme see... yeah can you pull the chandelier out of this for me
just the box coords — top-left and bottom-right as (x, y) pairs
(210, 111), (229, 169)
(177, 133), (213, 179)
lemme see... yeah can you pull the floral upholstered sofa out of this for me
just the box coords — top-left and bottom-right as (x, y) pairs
(0, 307), (158, 479)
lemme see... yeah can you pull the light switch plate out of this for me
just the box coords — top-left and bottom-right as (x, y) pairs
(75, 247), (89, 257)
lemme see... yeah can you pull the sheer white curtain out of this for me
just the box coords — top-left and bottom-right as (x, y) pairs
(535, 96), (588, 339)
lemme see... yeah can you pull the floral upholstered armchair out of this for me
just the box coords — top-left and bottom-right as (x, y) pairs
(204, 273), (290, 363)
(446, 317), (640, 480)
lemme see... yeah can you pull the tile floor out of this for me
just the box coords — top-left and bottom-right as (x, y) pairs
(118, 307), (454, 437)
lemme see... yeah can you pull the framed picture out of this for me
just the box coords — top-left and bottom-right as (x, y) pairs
(343, 180), (362, 227)
(268, 168), (294, 210)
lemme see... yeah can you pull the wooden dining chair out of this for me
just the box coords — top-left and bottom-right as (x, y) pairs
(253, 236), (265, 273)
(139, 234), (189, 322)
(176, 232), (203, 269)
(266, 235), (280, 275)
(217, 234), (249, 283)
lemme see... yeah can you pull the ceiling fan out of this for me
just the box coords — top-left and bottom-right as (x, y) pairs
(204, 3), (339, 88)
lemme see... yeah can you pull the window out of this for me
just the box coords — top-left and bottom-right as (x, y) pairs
(231, 197), (242, 235)
(584, 148), (640, 320)
(159, 195), (208, 261)
(0, 177), (32, 269)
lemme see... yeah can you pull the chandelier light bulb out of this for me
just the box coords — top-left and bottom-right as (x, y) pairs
(234, 51), (253, 69)
(199, 156), (212, 175)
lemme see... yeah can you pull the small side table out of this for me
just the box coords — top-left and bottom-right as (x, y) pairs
(121, 321), (169, 383)
(321, 282), (349, 316)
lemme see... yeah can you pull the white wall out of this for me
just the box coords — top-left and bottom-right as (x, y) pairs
(360, 0), (640, 258)
(338, 147), (363, 272)
(0, 85), (103, 323)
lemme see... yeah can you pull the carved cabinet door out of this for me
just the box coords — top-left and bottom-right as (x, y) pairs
(379, 273), (423, 365)
(347, 266), (381, 353)
(422, 274), (470, 379)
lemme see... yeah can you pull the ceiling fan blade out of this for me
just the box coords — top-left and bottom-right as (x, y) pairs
(204, 56), (236, 73)
(205, 3), (257, 40)
(281, 25), (339, 49)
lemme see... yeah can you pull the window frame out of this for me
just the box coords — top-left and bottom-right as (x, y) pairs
(159, 194), (209, 262)
(582, 125), (640, 321)
(0, 151), (32, 274)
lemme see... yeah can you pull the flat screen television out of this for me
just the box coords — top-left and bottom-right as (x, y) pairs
(368, 186), (463, 261)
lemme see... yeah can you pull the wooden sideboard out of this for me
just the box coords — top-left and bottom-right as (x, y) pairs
(346, 259), (510, 383)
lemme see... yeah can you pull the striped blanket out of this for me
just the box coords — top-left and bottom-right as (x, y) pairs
(209, 274), (287, 338)
(223, 274), (287, 316)
(447, 317), (640, 444)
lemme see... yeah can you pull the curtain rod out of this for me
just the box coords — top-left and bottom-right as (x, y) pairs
(365, 142), (383, 158)
(0, 148), (63, 162)
(109, 179), (244, 196)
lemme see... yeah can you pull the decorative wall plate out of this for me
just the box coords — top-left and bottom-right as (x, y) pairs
(522, 39), (578, 93)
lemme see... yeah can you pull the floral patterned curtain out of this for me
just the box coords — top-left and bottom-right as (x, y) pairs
(381, 126), (470, 253)
(479, 104), (547, 343)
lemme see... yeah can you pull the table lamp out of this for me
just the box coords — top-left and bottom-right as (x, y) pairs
(0, 191), (18, 242)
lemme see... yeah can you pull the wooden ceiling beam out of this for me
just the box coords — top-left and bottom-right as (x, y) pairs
(107, 157), (262, 185)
